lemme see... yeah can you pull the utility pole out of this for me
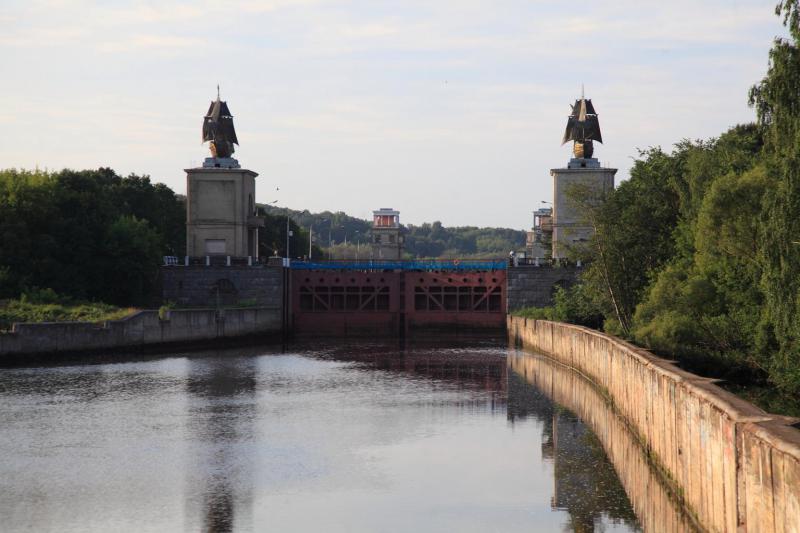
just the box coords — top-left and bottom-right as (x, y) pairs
(285, 215), (292, 263)
(308, 224), (313, 259)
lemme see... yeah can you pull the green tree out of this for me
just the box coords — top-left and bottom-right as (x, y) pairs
(98, 216), (162, 306)
(0, 168), (185, 304)
(567, 147), (682, 335)
(748, 0), (800, 392)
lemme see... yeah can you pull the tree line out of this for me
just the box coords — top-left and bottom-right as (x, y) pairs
(0, 171), (523, 307)
(539, 2), (800, 397)
(260, 205), (525, 259)
(0, 168), (184, 306)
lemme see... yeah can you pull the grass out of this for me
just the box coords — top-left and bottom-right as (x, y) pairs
(0, 299), (137, 331)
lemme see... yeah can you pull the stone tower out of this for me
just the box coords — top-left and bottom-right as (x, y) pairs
(551, 92), (616, 259)
(370, 208), (404, 260)
(185, 92), (263, 258)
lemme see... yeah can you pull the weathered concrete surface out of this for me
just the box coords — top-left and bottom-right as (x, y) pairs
(506, 266), (580, 311)
(551, 164), (616, 258)
(161, 265), (283, 307)
(508, 317), (800, 533)
(186, 167), (260, 257)
(508, 349), (698, 532)
(0, 307), (281, 357)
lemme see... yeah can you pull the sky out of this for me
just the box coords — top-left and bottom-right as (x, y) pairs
(0, 0), (787, 229)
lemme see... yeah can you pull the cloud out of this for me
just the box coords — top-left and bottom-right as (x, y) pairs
(0, 0), (786, 227)
(97, 34), (206, 54)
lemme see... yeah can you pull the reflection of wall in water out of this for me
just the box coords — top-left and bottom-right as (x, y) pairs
(185, 356), (258, 533)
(552, 409), (638, 532)
(506, 371), (637, 532)
(321, 344), (508, 410)
(508, 350), (698, 532)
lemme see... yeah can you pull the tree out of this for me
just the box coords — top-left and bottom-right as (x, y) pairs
(0, 168), (186, 305)
(748, 0), (800, 392)
(98, 216), (162, 306)
(567, 147), (682, 335)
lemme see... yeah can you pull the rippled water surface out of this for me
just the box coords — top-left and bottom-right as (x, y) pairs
(0, 341), (643, 532)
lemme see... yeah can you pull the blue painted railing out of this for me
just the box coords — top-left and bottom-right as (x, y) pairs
(290, 259), (507, 271)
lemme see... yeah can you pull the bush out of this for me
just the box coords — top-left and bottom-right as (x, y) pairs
(514, 285), (604, 329)
(0, 295), (135, 330)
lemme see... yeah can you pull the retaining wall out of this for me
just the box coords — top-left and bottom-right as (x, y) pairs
(508, 316), (800, 533)
(506, 266), (580, 311)
(161, 265), (283, 307)
(0, 307), (282, 357)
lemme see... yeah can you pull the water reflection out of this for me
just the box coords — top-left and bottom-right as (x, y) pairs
(508, 349), (699, 532)
(316, 340), (508, 409)
(0, 340), (689, 532)
(185, 355), (258, 532)
(507, 368), (640, 531)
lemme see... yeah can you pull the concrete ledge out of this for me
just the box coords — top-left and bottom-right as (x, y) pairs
(0, 307), (282, 358)
(508, 316), (800, 533)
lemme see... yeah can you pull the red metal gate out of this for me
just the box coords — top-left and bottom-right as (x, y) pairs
(291, 269), (506, 336)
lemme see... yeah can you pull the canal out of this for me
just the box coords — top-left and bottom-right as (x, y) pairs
(0, 339), (694, 532)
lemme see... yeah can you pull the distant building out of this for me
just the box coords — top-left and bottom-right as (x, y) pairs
(526, 207), (553, 259)
(370, 208), (404, 260)
(551, 92), (616, 259)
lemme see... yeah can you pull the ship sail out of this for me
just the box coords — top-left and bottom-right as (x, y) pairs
(561, 98), (602, 145)
(202, 99), (239, 146)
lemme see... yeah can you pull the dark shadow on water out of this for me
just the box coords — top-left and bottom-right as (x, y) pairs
(185, 355), (258, 532)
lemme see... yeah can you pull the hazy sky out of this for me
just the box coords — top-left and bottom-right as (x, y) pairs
(1, 0), (786, 228)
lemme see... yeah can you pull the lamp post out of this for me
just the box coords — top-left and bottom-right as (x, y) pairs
(285, 214), (291, 262)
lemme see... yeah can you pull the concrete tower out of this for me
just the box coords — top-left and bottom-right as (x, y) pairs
(185, 91), (263, 258)
(551, 92), (616, 259)
(370, 208), (404, 260)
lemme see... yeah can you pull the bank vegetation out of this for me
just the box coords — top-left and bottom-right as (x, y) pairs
(524, 2), (800, 409)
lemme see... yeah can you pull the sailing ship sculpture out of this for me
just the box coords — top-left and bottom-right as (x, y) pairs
(202, 87), (239, 159)
(561, 91), (602, 159)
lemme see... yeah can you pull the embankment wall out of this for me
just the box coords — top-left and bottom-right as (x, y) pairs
(506, 266), (580, 311)
(0, 307), (281, 357)
(507, 316), (800, 533)
(161, 265), (283, 307)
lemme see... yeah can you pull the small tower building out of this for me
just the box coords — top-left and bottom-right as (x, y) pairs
(527, 207), (553, 259)
(370, 208), (404, 260)
(551, 91), (616, 259)
(185, 91), (263, 258)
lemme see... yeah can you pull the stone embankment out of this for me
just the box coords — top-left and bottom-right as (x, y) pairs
(508, 316), (800, 533)
(0, 307), (282, 357)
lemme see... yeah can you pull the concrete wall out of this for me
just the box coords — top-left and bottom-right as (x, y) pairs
(0, 307), (281, 357)
(161, 265), (283, 307)
(186, 167), (259, 257)
(508, 317), (800, 533)
(506, 266), (580, 311)
(551, 165), (615, 258)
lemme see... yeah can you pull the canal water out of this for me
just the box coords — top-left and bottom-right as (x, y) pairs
(0, 340), (689, 532)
